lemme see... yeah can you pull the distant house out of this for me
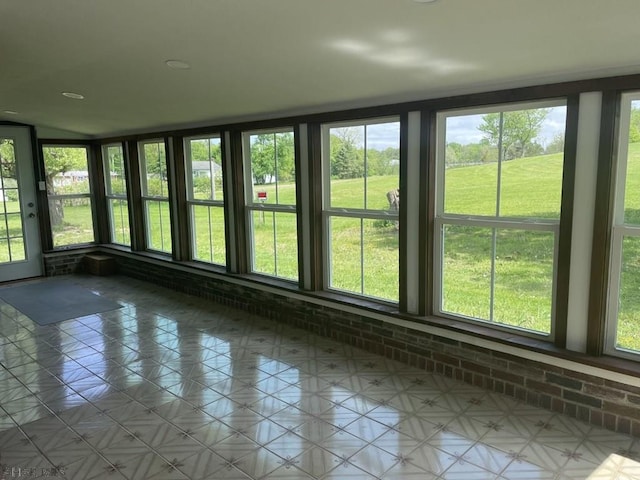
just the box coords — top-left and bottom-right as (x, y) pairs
(53, 170), (120, 188)
(53, 170), (90, 187)
(191, 160), (222, 178)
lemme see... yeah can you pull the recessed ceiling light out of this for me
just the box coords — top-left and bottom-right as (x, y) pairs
(413, 0), (438, 3)
(165, 59), (191, 69)
(62, 92), (85, 100)
(3, 110), (18, 115)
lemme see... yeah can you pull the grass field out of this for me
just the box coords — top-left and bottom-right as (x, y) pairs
(4, 144), (640, 350)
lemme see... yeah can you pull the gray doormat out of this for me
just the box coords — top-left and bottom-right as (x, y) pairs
(0, 278), (121, 325)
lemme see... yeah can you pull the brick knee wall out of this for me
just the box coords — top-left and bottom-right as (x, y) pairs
(43, 251), (86, 276)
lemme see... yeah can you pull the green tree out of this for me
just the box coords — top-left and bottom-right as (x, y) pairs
(445, 142), (462, 166)
(630, 108), (640, 143)
(190, 139), (221, 163)
(479, 109), (549, 160)
(250, 132), (294, 185)
(465, 141), (498, 164)
(331, 136), (363, 179)
(42, 146), (88, 225)
(446, 141), (497, 166)
(142, 142), (167, 179)
(545, 133), (565, 154)
(0, 140), (17, 198)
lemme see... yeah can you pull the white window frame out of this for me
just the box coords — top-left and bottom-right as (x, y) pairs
(242, 127), (298, 281)
(605, 91), (640, 359)
(321, 116), (401, 303)
(102, 143), (130, 246)
(184, 134), (226, 266)
(433, 100), (566, 339)
(138, 139), (171, 254)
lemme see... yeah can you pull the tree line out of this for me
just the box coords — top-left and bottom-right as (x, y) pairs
(446, 108), (565, 167)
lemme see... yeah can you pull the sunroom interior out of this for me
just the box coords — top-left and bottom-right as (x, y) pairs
(3, 0), (640, 477)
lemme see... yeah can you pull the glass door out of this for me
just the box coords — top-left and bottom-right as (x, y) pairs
(0, 126), (42, 282)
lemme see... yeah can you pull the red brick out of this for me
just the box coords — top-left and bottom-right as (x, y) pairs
(432, 352), (460, 367)
(492, 369), (525, 385)
(590, 410), (603, 427)
(618, 417), (632, 435)
(461, 360), (491, 375)
(603, 401), (640, 421)
(526, 378), (561, 397)
(584, 383), (626, 401)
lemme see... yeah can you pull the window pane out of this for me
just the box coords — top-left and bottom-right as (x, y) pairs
(188, 137), (223, 202)
(43, 146), (91, 195)
(5, 213), (22, 237)
(248, 131), (295, 206)
(617, 236), (640, 352)
(105, 145), (127, 196)
(251, 210), (275, 275)
(365, 122), (401, 211)
(363, 218), (399, 301)
(192, 204), (226, 265)
(329, 216), (362, 294)
(108, 199), (130, 246)
(0, 237), (26, 263)
(0, 212), (25, 263)
(624, 100), (640, 225)
(250, 210), (298, 280)
(328, 122), (401, 211)
(141, 141), (168, 197)
(9, 237), (25, 262)
(443, 106), (565, 218)
(145, 200), (171, 253)
(0, 189), (20, 213)
(494, 229), (554, 334)
(329, 216), (400, 301)
(0, 236), (25, 263)
(441, 224), (492, 320)
(444, 114), (498, 216)
(274, 212), (298, 281)
(49, 198), (95, 246)
(329, 126), (365, 209)
(2, 193), (20, 214)
(500, 107), (566, 219)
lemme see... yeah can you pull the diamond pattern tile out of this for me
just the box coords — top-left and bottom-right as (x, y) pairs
(0, 274), (638, 479)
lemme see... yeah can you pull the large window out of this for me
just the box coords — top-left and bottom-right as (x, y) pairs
(607, 93), (640, 357)
(435, 102), (567, 336)
(243, 129), (298, 281)
(103, 143), (130, 246)
(139, 140), (171, 253)
(322, 118), (400, 302)
(185, 135), (226, 265)
(42, 145), (95, 247)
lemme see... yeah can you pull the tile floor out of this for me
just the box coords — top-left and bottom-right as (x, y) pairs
(0, 274), (639, 480)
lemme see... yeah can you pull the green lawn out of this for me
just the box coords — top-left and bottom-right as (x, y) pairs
(5, 144), (640, 350)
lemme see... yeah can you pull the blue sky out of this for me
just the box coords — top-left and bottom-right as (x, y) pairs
(359, 106), (567, 150)
(445, 106), (567, 146)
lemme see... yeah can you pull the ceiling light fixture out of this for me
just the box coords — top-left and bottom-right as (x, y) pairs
(62, 92), (85, 100)
(165, 59), (191, 69)
(3, 110), (18, 115)
(413, 0), (438, 3)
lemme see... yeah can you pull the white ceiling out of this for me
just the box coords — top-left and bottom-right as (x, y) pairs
(2, 0), (640, 138)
